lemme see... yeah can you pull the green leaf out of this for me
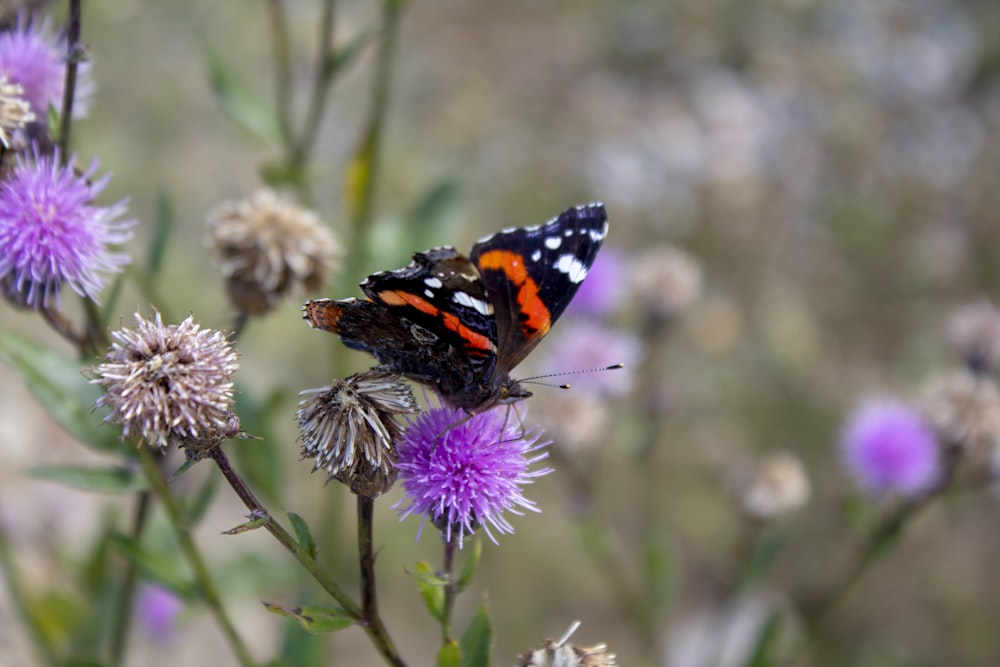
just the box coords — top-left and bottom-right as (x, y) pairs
(204, 46), (281, 143)
(459, 599), (493, 667)
(148, 193), (174, 277)
(344, 124), (376, 225)
(455, 537), (481, 593)
(437, 640), (460, 667)
(27, 465), (146, 493)
(263, 603), (355, 634)
(288, 513), (318, 560)
(746, 611), (783, 667)
(413, 561), (446, 622)
(0, 330), (122, 453)
(223, 514), (268, 535)
(738, 530), (786, 594)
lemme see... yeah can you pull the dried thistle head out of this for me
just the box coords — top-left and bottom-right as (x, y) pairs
(947, 300), (1000, 375)
(0, 76), (32, 148)
(730, 450), (811, 521)
(89, 311), (240, 451)
(517, 622), (617, 667)
(631, 244), (703, 323)
(297, 370), (418, 497)
(920, 370), (1000, 464)
(206, 189), (341, 315)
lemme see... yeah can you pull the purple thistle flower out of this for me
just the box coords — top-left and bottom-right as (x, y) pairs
(136, 583), (184, 643)
(394, 407), (552, 548)
(840, 398), (941, 497)
(0, 18), (93, 119)
(565, 246), (626, 317)
(0, 148), (134, 309)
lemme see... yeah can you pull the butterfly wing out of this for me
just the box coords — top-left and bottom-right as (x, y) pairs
(469, 202), (608, 371)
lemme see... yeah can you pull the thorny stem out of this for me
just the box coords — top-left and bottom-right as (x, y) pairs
(108, 490), (152, 667)
(137, 447), (258, 667)
(57, 0), (83, 162)
(208, 447), (407, 667)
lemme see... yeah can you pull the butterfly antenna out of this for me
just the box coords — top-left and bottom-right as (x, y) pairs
(518, 364), (624, 390)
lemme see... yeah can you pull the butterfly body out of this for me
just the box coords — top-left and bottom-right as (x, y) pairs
(303, 203), (608, 412)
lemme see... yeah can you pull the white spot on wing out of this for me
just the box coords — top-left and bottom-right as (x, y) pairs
(453, 291), (494, 315)
(424, 289), (435, 298)
(544, 236), (562, 250)
(424, 276), (443, 288)
(555, 254), (588, 284)
(531, 249), (542, 262)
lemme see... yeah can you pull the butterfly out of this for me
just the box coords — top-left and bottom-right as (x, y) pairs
(303, 203), (608, 413)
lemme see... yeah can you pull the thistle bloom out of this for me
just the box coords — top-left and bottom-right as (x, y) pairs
(395, 407), (552, 548)
(206, 189), (341, 315)
(0, 148), (134, 309)
(89, 312), (240, 451)
(840, 398), (941, 497)
(297, 371), (418, 497)
(0, 18), (93, 119)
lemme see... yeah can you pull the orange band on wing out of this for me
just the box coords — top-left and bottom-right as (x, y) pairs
(476, 249), (551, 336)
(379, 289), (495, 354)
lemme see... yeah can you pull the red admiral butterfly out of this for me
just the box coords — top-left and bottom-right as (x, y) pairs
(303, 203), (608, 413)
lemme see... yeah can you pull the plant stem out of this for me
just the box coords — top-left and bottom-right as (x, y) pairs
(357, 495), (378, 619)
(295, 0), (338, 167)
(209, 447), (407, 667)
(137, 447), (258, 667)
(440, 534), (458, 642)
(266, 0), (295, 149)
(58, 0), (83, 161)
(108, 490), (151, 667)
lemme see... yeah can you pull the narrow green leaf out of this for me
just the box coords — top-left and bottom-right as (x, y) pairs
(746, 611), (783, 667)
(738, 530), (786, 593)
(343, 124), (376, 224)
(459, 599), (493, 667)
(413, 560), (446, 622)
(27, 465), (146, 493)
(203, 46), (281, 143)
(148, 193), (174, 277)
(0, 331), (121, 453)
(263, 602), (355, 634)
(455, 537), (481, 593)
(288, 513), (318, 560)
(223, 514), (268, 535)
(437, 640), (460, 667)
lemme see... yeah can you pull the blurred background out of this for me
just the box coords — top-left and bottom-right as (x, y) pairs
(3, 0), (1000, 665)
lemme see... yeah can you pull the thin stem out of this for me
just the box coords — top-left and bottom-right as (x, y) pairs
(295, 0), (338, 165)
(440, 534), (458, 643)
(208, 447), (408, 667)
(0, 521), (60, 667)
(137, 447), (257, 667)
(266, 0), (295, 148)
(108, 490), (152, 667)
(357, 495), (378, 619)
(350, 0), (403, 232)
(58, 0), (83, 161)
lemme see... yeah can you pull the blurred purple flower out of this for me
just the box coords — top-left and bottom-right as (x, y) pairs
(539, 321), (641, 396)
(137, 583), (183, 643)
(840, 398), (941, 497)
(0, 18), (93, 118)
(394, 407), (552, 548)
(566, 246), (626, 317)
(0, 148), (134, 309)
